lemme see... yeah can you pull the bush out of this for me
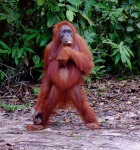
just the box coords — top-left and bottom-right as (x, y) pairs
(0, 0), (140, 83)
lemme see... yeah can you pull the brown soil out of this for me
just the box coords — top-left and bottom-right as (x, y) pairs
(0, 76), (140, 150)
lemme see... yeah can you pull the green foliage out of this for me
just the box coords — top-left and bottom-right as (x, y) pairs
(0, 0), (140, 82)
(0, 102), (26, 112)
(33, 87), (40, 95)
(103, 40), (134, 69)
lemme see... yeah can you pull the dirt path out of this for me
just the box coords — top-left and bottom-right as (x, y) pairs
(0, 108), (140, 150)
(0, 76), (140, 150)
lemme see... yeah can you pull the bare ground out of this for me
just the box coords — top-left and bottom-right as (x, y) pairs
(0, 76), (140, 150)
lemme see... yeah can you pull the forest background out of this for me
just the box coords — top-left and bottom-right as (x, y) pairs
(0, 0), (140, 84)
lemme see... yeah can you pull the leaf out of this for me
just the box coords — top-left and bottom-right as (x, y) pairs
(94, 59), (106, 63)
(119, 41), (123, 50)
(33, 55), (40, 65)
(81, 14), (93, 26)
(137, 35), (140, 39)
(0, 49), (9, 54)
(128, 19), (133, 24)
(67, 5), (78, 12)
(26, 48), (34, 53)
(123, 47), (130, 57)
(103, 40), (118, 49)
(119, 43), (126, 63)
(39, 35), (51, 47)
(131, 12), (138, 18)
(12, 48), (17, 58)
(25, 32), (39, 41)
(2, 4), (12, 13)
(111, 49), (119, 56)
(66, 0), (82, 6)
(124, 37), (133, 44)
(36, 33), (41, 44)
(26, 8), (35, 15)
(118, 16), (125, 22)
(15, 55), (19, 65)
(125, 47), (134, 57)
(0, 71), (5, 80)
(120, 50), (126, 63)
(110, 0), (118, 3)
(80, 19), (86, 30)
(66, 10), (74, 21)
(40, 39), (47, 47)
(115, 53), (121, 65)
(33, 62), (44, 68)
(18, 48), (24, 58)
(37, 0), (45, 6)
(126, 26), (134, 32)
(125, 56), (132, 69)
(136, 22), (140, 28)
(58, 3), (65, 7)
(47, 17), (57, 27)
(21, 25), (28, 33)
(0, 41), (10, 50)
(7, 13), (20, 23)
(0, 13), (8, 20)
(115, 23), (123, 29)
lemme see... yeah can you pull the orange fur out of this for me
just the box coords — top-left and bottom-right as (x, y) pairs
(27, 21), (98, 130)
